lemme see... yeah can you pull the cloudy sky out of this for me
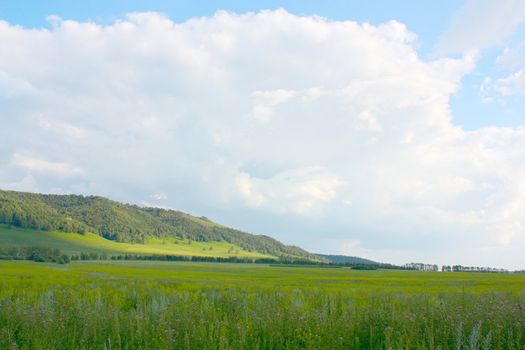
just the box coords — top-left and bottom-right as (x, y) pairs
(1, 1), (525, 269)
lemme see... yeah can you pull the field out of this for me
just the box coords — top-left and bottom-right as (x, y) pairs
(0, 260), (524, 349)
(0, 225), (272, 259)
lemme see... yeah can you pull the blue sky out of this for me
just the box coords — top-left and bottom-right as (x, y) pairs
(1, 1), (461, 37)
(1, 1), (525, 268)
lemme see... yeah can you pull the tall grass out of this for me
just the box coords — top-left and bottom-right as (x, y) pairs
(0, 261), (523, 349)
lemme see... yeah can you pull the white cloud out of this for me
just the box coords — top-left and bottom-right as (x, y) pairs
(356, 110), (382, 132)
(38, 119), (90, 139)
(0, 10), (524, 268)
(0, 71), (35, 98)
(480, 42), (525, 102)
(236, 167), (345, 214)
(12, 153), (84, 178)
(493, 69), (525, 96)
(236, 173), (265, 207)
(340, 239), (373, 259)
(480, 69), (525, 99)
(497, 43), (525, 69)
(436, 0), (525, 54)
(151, 193), (168, 200)
(252, 89), (296, 123)
(479, 77), (494, 103)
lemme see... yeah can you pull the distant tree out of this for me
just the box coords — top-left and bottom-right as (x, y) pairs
(57, 254), (70, 264)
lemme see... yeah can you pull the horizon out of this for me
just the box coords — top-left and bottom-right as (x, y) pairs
(0, 187), (518, 271)
(1, 1), (525, 269)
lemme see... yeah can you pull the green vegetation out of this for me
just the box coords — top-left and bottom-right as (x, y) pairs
(1, 189), (523, 348)
(0, 225), (272, 259)
(0, 246), (70, 264)
(0, 190), (319, 260)
(316, 254), (378, 265)
(0, 260), (524, 349)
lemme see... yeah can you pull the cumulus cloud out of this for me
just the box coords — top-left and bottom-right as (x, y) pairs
(236, 167), (346, 214)
(0, 10), (524, 268)
(436, 0), (525, 54)
(480, 40), (525, 103)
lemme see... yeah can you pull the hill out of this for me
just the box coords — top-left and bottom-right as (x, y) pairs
(0, 189), (320, 261)
(0, 225), (271, 259)
(316, 254), (378, 265)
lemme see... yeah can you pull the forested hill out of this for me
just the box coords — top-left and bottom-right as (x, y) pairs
(0, 189), (319, 260)
(316, 254), (378, 265)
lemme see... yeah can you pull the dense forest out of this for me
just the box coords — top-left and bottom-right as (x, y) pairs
(0, 190), (319, 260)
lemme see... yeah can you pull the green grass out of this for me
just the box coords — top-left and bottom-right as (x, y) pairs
(0, 224), (273, 259)
(0, 260), (524, 349)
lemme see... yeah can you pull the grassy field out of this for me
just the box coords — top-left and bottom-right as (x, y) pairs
(0, 224), (273, 259)
(0, 260), (524, 349)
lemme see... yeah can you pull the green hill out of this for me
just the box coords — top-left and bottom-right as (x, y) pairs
(0, 189), (320, 261)
(0, 225), (271, 259)
(315, 254), (378, 265)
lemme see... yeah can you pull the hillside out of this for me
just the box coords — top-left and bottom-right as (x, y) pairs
(316, 254), (378, 265)
(0, 189), (320, 261)
(0, 225), (272, 259)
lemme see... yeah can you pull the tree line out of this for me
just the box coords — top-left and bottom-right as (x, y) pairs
(2, 247), (521, 273)
(441, 265), (509, 273)
(0, 246), (70, 264)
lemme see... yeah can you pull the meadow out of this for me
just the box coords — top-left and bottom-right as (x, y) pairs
(0, 225), (271, 259)
(0, 260), (524, 349)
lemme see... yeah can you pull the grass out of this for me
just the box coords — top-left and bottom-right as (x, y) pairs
(0, 224), (273, 259)
(0, 260), (524, 349)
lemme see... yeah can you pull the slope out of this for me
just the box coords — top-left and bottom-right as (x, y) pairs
(0, 190), (320, 261)
(0, 225), (273, 259)
(316, 254), (378, 265)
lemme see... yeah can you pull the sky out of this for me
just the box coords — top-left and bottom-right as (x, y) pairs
(1, 1), (525, 269)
